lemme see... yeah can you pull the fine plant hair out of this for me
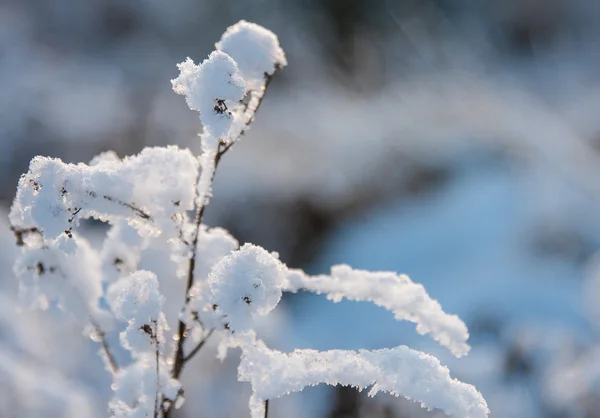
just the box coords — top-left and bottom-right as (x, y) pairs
(8, 21), (489, 418)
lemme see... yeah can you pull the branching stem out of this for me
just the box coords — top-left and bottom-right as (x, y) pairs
(165, 73), (275, 418)
(153, 321), (160, 418)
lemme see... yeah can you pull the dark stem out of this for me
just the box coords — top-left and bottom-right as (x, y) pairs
(11, 192), (152, 247)
(101, 195), (152, 221)
(171, 141), (226, 380)
(153, 321), (160, 418)
(89, 315), (119, 375)
(171, 73), (274, 378)
(264, 399), (270, 418)
(183, 328), (214, 362)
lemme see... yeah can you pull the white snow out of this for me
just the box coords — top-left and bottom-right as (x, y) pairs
(183, 226), (239, 331)
(208, 244), (286, 333)
(239, 340), (489, 418)
(5, 20), (489, 418)
(171, 51), (246, 139)
(14, 234), (103, 317)
(107, 270), (164, 326)
(107, 270), (167, 353)
(9, 146), (199, 238)
(109, 353), (181, 417)
(216, 20), (287, 90)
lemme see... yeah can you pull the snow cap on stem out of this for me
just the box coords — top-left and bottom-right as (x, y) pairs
(172, 51), (246, 138)
(216, 20), (287, 90)
(208, 243), (286, 333)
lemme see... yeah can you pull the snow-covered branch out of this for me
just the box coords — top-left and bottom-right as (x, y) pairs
(285, 266), (470, 357)
(9, 147), (198, 238)
(8, 19), (488, 418)
(169, 21), (286, 385)
(239, 340), (489, 418)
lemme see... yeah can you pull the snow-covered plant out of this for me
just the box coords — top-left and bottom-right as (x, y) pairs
(9, 20), (489, 418)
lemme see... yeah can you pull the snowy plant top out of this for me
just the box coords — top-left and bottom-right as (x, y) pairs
(9, 146), (198, 238)
(285, 265), (470, 357)
(9, 20), (488, 418)
(239, 341), (489, 418)
(208, 244), (286, 333)
(216, 20), (287, 90)
(107, 270), (163, 325)
(171, 51), (246, 138)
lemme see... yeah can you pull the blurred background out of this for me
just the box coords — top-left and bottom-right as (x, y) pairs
(3, 0), (600, 417)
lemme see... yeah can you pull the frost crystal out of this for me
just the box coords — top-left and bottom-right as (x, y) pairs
(216, 20), (287, 90)
(285, 265), (470, 357)
(208, 244), (285, 333)
(171, 51), (246, 138)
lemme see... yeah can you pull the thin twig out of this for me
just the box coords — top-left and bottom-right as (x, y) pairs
(171, 142), (227, 380)
(153, 321), (160, 418)
(165, 74), (276, 418)
(89, 315), (119, 375)
(264, 399), (269, 418)
(183, 328), (214, 362)
(11, 189), (153, 248)
(102, 195), (152, 221)
(244, 73), (273, 127)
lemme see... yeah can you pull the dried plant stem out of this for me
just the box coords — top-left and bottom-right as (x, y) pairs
(183, 328), (214, 362)
(11, 192), (152, 247)
(165, 74), (274, 418)
(153, 322), (160, 418)
(172, 140), (230, 380)
(89, 315), (119, 375)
